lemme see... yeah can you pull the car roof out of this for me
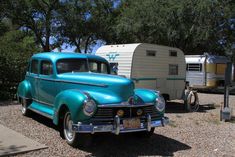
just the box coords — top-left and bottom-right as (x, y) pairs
(31, 52), (108, 63)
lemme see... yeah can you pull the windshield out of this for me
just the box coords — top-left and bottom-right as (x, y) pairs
(56, 58), (110, 74)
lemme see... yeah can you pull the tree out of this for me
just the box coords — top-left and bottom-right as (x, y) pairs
(0, 28), (39, 100)
(57, 0), (94, 53)
(89, 0), (121, 44)
(4, 0), (60, 52)
(115, 0), (234, 55)
(58, 0), (120, 53)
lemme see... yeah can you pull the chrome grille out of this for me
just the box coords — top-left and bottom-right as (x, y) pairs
(92, 105), (160, 122)
(143, 105), (159, 119)
(93, 108), (113, 118)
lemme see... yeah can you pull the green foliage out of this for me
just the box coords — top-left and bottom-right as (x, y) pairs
(57, 0), (119, 53)
(115, 0), (234, 54)
(4, 0), (60, 51)
(0, 30), (39, 100)
(0, 0), (235, 100)
(57, 0), (93, 53)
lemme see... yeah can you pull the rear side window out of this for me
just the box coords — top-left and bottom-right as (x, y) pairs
(31, 60), (39, 74)
(41, 60), (53, 75)
(88, 60), (109, 74)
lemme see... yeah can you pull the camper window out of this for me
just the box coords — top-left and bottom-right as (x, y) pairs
(169, 64), (178, 75)
(169, 50), (177, 57)
(216, 63), (226, 75)
(186, 63), (202, 71)
(146, 50), (156, 56)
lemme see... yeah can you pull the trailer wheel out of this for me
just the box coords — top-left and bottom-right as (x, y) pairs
(184, 91), (199, 112)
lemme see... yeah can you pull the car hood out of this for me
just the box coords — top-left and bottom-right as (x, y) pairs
(57, 72), (135, 104)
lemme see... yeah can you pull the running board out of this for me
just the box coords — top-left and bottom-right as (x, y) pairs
(28, 101), (54, 119)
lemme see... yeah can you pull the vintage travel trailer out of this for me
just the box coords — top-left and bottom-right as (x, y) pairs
(185, 54), (229, 89)
(96, 43), (187, 101)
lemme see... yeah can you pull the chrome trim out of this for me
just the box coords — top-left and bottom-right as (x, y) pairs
(28, 107), (53, 119)
(98, 103), (155, 108)
(114, 115), (120, 135)
(18, 95), (31, 100)
(58, 79), (108, 87)
(27, 75), (108, 87)
(147, 114), (151, 131)
(72, 116), (169, 134)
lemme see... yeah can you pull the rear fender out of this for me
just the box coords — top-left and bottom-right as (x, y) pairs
(17, 80), (32, 100)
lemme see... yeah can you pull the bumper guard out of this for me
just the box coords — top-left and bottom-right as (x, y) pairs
(72, 115), (169, 135)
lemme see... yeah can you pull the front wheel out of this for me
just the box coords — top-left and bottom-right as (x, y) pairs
(63, 111), (91, 147)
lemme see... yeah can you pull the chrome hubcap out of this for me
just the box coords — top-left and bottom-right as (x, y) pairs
(64, 112), (75, 142)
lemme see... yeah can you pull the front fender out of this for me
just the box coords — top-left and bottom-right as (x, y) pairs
(17, 80), (32, 100)
(53, 89), (93, 125)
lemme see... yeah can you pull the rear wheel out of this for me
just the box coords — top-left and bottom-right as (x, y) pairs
(134, 128), (155, 138)
(63, 111), (92, 147)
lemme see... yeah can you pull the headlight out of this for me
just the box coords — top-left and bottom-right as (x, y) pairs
(83, 99), (96, 116)
(155, 94), (165, 112)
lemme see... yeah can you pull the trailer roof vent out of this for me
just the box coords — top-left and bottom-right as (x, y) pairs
(169, 50), (177, 57)
(146, 50), (156, 57)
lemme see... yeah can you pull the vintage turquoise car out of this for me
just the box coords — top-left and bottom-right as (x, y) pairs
(17, 52), (169, 147)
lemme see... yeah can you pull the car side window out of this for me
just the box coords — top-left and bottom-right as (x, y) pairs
(31, 60), (39, 74)
(89, 62), (98, 73)
(41, 60), (53, 75)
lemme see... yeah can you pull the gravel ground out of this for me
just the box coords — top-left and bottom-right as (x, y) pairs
(0, 93), (235, 157)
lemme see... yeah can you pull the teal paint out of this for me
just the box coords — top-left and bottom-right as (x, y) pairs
(106, 52), (120, 61)
(29, 101), (54, 117)
(17, 52), (164, 126)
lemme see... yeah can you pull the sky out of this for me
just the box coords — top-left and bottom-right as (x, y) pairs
(53, 40), (105, 54)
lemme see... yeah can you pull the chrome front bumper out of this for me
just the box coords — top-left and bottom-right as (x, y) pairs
(72, 115), (169, 135)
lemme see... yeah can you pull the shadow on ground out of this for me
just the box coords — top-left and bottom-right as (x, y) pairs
(28, 112), (191, 157)
(82, 133), (191, 157)
(165, 101), (216, 114)
(27, 113), (58, 131)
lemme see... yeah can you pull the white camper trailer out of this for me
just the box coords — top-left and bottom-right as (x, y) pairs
(96, 43), (189, 101)
(185, 54), (229, 89)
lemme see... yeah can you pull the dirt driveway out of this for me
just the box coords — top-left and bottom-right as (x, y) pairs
(0, 92), (234, 157)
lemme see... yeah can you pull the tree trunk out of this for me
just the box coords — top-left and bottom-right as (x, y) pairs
(75, 37), (82, 53)
(44, 11), (51, 52)
(84, 35), (92, 54)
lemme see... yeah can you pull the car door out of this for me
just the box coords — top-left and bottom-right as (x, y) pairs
(27, 59), (39, 100)
(38, 60), (56, 106)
